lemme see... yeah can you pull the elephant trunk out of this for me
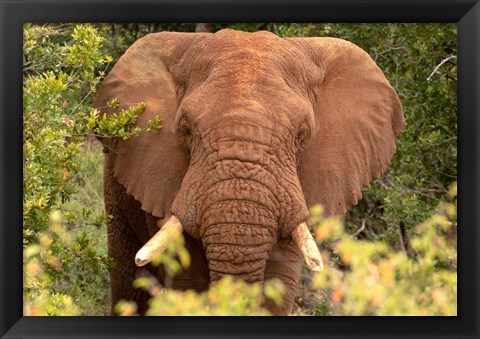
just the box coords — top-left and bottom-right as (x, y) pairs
(202, 209), (275, 283)
(206, 240), (271, 283)
(167, 138), (323, 280)
(199, 179), (278, 283)
(137, 163), (323, 273)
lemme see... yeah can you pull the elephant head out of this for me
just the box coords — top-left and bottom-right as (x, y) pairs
(93, 29), (404, 312)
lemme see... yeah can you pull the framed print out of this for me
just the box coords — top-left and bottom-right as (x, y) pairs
(1, 0), (479, 338)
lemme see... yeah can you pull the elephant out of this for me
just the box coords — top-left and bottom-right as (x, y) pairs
(93, 29), (405, 316)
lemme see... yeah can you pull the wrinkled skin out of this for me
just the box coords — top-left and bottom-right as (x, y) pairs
(94, 29), (405, 315)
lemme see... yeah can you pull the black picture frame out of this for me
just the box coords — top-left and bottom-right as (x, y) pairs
(1, 0), (478, 338)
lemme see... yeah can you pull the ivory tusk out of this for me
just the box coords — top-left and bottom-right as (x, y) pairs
(135, 215), (183, 267)
(292, 222), (324, 272)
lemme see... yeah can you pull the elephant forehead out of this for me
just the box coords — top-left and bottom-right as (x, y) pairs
(175, 31), (318, 131)
(182, 31), (312, 90)
(208, 48), (305, 90)
(201, 29), (289, 61)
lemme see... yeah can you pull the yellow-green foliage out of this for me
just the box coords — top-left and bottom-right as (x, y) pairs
(87, 103), (145, 140)
(117, 276), (282, 316)
(24, 211), (80, 316)
(27, 213), (284, 316)
(146, 115), (163, 132)
(22, 24), (142, 315)
(24, 24), (110, 243)
(114, 231), (285, 316)
(312, 182), (457, 316)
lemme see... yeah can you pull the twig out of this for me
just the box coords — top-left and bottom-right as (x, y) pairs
(438, 170), (456, 179)
(70, 89), (92, 113)
(398, 223), (408, 256)
(70, 133), (114, 138)
(101, 143), (119, 154)
(383, 174), (440, 200)
(427, 55), (456, 82)
(272, 23), (280, 36)
(351, 219), (366, 238)
(399, 222), (418, 258)
(376, 46), (408, 57)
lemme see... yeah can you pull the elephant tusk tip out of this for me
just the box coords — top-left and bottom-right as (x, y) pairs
(134, 215), (184, 268)
(135, 256), (148, 267)
(306, 257), (324, 272)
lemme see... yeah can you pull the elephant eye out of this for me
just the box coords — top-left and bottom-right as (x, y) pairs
(181, 125), (191, 137)
(296, 122), (309, 142)
(296, 130), (306, 141)
(178, 118), (192, 137)
(295, 122), (310, 151)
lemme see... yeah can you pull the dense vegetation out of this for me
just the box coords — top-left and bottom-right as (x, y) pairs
(23, 23), (456, 316)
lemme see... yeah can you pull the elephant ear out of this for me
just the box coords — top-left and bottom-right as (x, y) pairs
(93, 32), (205, 219)
(291, 37), (405, 216)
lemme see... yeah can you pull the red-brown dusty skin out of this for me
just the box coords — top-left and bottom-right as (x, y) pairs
(93, 29), (405, 316)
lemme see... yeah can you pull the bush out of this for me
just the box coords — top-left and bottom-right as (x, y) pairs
(310, 183), (457, 316)
(23, 24), (146, 315)
(113, 231), (285, 316)
(113, 183), (456, 317)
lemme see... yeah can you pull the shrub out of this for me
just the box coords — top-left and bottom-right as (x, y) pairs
(114, 232), (285, 316)
(311, 182), (457, 316)
(23, 24), (145, 315)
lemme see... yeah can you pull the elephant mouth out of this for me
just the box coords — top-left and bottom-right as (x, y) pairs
(134, 215), (323, 272)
